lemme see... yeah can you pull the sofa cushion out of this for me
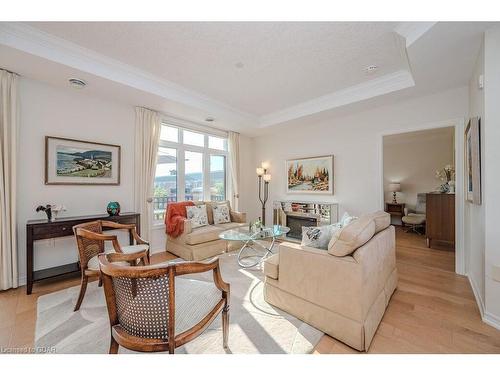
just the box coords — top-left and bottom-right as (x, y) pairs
(186, 204), (209, 228)
(197, 200), (232, 225)
(328, 215), (376, 257)
(366, 211), (390, 233)
(185, 225), (223, 245)
(263, 254), (279, 280)
(213, 202), (231, 224)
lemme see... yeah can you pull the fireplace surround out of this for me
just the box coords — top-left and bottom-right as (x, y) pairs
(273, 200), (339, 242)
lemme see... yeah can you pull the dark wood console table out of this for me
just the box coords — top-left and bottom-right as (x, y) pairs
(26, 212), (140, 295)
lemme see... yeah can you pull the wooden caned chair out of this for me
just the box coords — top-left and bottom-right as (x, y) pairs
(98, 253), (230, 354)
(72, 220), (150, 311)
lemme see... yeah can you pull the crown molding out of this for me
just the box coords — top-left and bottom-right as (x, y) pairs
(395, 22), (436, 47)
(0, 22), (435, 130)
(258, 69), (415, 128)
(0, 22), (257, 124)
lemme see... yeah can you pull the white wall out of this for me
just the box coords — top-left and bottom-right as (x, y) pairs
(243, 87), (468, 226)
(383, 128), (454, 218)
(466, 39), (486, 310)
(17, 78), (136, 284)
(483, 25), (500, 327)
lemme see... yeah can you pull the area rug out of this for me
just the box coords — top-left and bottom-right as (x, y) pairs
(35, 252), (323, 354)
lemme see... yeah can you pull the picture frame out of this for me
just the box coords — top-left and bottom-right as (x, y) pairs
(286, 155), (334, 194)
(45, 136), (121, 185)
(464, 117), (481, 204)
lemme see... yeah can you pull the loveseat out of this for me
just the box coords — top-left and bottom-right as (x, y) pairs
(166, 200), (247, 261)
(263, 211), (397, 351)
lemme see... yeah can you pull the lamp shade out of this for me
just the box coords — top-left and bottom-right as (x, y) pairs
(256, 167), (265, 176)
(388, 183), (401, 192)
(263, 174), (272, 182)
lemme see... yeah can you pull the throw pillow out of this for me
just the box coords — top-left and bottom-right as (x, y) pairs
(301, 224), (340, 250)
(213, 203), (231, 224)
(340, 212), (358, 227)
(186, 205), (209, 228)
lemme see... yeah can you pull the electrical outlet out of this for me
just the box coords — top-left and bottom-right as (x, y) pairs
(493, 264), (500, 282)
(478, 74), (484, 90)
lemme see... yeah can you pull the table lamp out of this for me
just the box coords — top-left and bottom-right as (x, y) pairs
(389, 183), (401, 204)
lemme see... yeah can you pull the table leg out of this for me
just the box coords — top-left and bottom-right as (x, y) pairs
(27, 228), (34, 295)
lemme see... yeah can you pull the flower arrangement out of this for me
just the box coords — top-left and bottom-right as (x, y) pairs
(435, 165), (455, 193)
(435, 164), (455, 183)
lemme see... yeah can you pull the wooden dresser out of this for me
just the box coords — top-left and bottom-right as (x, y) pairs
(425, 193), (455, 248)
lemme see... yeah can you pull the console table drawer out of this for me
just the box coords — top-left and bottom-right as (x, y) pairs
(32, 224), (74, 239)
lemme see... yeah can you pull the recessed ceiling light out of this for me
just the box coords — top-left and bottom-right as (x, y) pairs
(205, 117), (215, 122)
(235, 62), (244, 69)
(68, 78), (86, 89)
(364, 65), (378, 74)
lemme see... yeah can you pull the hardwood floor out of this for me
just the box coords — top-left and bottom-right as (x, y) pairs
(1, 229), (499, 353)
(314, 227), (500, 354)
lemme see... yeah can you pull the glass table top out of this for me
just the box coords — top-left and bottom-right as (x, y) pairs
(219, 225), (290, 241)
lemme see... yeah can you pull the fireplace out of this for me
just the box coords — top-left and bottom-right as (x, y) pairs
(273, 200), (339, 243)
(286, 215), (319, 240)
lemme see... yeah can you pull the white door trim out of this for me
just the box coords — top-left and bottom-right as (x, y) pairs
(377, 117), (466, 275)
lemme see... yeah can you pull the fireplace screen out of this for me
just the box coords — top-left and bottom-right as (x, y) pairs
(286, 215), (318, 240)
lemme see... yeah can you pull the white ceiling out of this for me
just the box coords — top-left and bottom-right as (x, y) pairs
(0, 21), (495, 135)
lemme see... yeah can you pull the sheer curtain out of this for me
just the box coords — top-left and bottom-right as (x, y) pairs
(134, 107), (161, 241)
(228, 131), (240, 211)
(0, 70), (18, 290)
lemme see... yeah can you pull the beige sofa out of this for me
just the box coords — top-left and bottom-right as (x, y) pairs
(263, 211), (397, 351)
(166, 200), (247, 261)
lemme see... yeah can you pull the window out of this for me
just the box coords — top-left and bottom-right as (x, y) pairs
(154, 147), (177, 222)
(153, 122), (228, 225)
(210, 155), (226, 201)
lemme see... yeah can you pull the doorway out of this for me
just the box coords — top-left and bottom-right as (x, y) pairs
(381, 124), (463, 273)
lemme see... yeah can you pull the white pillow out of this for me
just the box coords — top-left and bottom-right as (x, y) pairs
(301, 224), (340, 250)
(186, 205), (209, 228)
(340, 212), (358, 227)
(213, 203), (231, 224)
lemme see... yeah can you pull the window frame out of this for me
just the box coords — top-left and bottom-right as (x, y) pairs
(154, 120), (228, 227)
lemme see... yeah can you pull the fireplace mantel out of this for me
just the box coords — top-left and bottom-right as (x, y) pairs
(273, 200), (339, 242)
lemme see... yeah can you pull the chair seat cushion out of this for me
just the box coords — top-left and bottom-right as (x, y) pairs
(402, 215), (426, 225)
(87, 255), (129, 271)
(87, 244), (149, 271)
(121, 244), (149, 253)
(175, 278), (222, 334)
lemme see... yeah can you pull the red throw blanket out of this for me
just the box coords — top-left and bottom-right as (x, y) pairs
(165, 201), (195, 238)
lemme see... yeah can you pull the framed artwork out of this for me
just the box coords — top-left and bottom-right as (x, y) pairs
(45, 136), (121, 185)
(286, 155), (334, 194)
(464, 117), (481, 204)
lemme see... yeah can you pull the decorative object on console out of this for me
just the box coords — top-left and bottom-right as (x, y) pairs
(212, 202), (231, 224)
(256, 161), (271, 225)
(45, 136), (121, 185)
(388, 182), (401, 203)
(465, 117), (481, 204)
(36, 204), (53, 222)
(186, 204), (209, 228)
(286, 155), (333, 194)
(106, 201), (121, 216)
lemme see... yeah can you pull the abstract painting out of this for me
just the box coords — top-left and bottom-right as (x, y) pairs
(45, 136), (121, 185)
(465, 117), (481, 204)
(286, 155), (333, 194)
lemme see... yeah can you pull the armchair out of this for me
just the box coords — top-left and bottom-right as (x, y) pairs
(98, 253), (230, 354)
(72, 220), (150, 311)
(402, 193), (427, 234)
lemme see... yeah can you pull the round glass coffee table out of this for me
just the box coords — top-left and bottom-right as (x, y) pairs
(219, 225), (290, 268)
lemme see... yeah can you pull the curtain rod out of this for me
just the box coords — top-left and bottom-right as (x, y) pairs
(0, 68), (20, 76)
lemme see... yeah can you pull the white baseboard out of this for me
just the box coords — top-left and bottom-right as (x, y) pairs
(483, 311), (500, 330)
(467, 274), (485, 316)
(467, 274), (500, 331)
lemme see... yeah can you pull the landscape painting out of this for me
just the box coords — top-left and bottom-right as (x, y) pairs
(45, 136), (120, 185)
(286, 155), (333, 194)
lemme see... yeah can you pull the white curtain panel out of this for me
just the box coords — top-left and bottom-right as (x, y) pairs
(134, 107), (161, 241)
(228, 131), (240, 211)
(0, 70), (18, 290)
